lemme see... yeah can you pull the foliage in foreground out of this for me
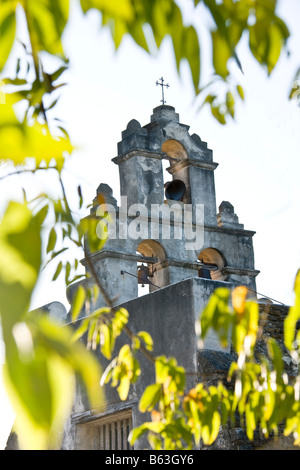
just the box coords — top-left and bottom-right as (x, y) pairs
(127, 282), (300, 449)
(0, 0), (300, 450)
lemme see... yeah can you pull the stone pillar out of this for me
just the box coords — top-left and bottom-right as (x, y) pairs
(113, 119), (165, 208)
(113, 150), (164, 207)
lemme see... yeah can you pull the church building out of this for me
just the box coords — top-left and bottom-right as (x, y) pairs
(6, 100), (294, 450)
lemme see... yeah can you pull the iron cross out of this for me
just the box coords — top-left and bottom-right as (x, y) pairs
(156, 77), (169, 105)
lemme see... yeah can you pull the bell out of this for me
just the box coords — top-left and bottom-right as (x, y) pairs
(198, 268), (212, 279)
(165, 179), (186, 201)
(137, 264), (151, 286)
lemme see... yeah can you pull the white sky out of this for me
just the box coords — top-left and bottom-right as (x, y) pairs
(0, 0), (300, 449)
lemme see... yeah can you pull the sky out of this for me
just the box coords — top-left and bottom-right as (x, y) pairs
(0, 0), (300, 449)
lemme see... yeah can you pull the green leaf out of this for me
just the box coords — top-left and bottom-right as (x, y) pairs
(211, 30), (232, 78)
(155, 356), (185, 393)
(0, 202), (42, 329)
(284, 270), (300, 350)
(226, 91), (235, 118)
(117, 375), (131, 401)
(237, 84), (245, 100)
(0, 3), (17, 71)
(71, 317), (90, 342)
(2, 77), (28, 86)
(0, 97), (73, 167)
(139, 383), (162, 412)
(50, 65), (68, 82)
(2, 336), (73, 450)
(46, 227), (57, 253)
(129, 421), (165, 446)
(65, 260), (71, 284)
(3, 313), (103, 449)
(211, 104), (226, 125)
(52, 260), (63, 281)
(71, 285), (86, 321)
(137, 331), (153, 351)
(128, 19), (149, 52)
(0, 201), (88, 449)
(25, 0), (70, 56)
(182, 26), (200, 92)
(33, 315), (103, 408)
(99, 323), (114, 359)
(200, 287), (232, 346)
(249, 17), (289, 75)
(80, 0), (135, 22)
(80, 216), (107, 253)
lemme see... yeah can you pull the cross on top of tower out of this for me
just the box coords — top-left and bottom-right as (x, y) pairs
(156, 76), (169, 105)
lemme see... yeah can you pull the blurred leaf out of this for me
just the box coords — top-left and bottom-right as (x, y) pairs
(249, 16), (289, 75)
(128, 19), (149, 52)
(0, 201), (90, 449)
(211, 104), (226, 124)
(46, 227), (57, 254)
(200, 287), (232, 347)
(2, 77), (28, 86)
(25, 0), (69, 56)
(0, 98), (73, 168)
(80, 0), (134, 22)
(31, 314), (103, 409)
(0, 2), (17, 72)
(137, 331), (153, 351)
(79, 216), (106, 253)
(182, 26), (200, 91)
(71, 285), (86, 321)
(77, 185), (83, 209)
(3, 336), (74, 450)
(237, 84), (245, 100)
(99, 323), (113, 359)
(52, 260), (63, 281)
(284, 270), (300, 350)
(232, 285), (248, 314)
(139, 383), (162, 412)
(129, 420), (165, 446)
(0, 202), (42, 328)
(268, 338), (283, 378)
(226, 91), (235, 118)
(232, 299), (259, 355)
(50, 65), (68, 82)
(211, 30), (231, 78)
(3, 313), (103, 449)
(107, 344), (141, 401)
(71, 317), (90, 343)
(155, 356), (185, 397)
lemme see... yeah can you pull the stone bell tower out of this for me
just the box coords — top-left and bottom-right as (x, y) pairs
(68, 104), (259, 316)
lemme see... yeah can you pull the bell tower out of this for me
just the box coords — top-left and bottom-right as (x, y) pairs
(68, 103), (259, 316)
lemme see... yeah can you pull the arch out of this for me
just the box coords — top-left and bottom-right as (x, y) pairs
(198, 248), (227, 281)
(161, 139), (188, 162)
(161, 139), (190, 203)
(137, 239), (166, 261)
(136, 240), (169, 294)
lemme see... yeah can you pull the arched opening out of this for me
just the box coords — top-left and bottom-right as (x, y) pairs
(161, 139), (188, 161)
(136, 240), (168, 296)
(161, 140), (190, 203)
(198, 248), (227, 281)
